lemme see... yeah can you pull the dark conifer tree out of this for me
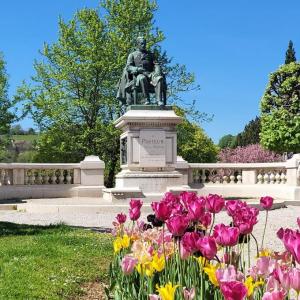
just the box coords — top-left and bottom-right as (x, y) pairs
(285, 40), (296, 64)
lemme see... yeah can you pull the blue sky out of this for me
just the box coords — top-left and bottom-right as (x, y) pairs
(0, 1), (299, 143)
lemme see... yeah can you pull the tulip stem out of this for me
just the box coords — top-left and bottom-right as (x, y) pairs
(250, 233), (259, 257)
(208, 213), (215, 236)
(261, 210), (268, 250)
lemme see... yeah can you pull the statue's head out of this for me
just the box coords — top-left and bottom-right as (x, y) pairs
(137, 36), (146, 51)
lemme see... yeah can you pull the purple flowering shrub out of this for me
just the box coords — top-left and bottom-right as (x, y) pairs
(218, 144), (283, 163)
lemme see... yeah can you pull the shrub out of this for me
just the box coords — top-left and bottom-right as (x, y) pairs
(218, 144), (283, 163)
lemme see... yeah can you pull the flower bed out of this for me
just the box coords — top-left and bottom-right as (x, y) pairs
(107, 193), (300, 300)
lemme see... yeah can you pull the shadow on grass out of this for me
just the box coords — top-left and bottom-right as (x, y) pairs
(0, 222), (69, 236)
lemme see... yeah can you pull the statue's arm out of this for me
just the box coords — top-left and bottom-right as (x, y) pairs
(126, 53), (138, 74)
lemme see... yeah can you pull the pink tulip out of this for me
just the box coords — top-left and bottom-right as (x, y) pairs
(200, 212), (212, 228)
(216, 265), (238, 283)
(196, 236), (217, 260)
(166, 215), (189, 237)
(187, 198), (205, 222)
(121, 255), (138, 275)
(289, 267), (300, 292)
(213, 224), (240, 247)
(205, 194), (225, 213)
(276, 265), (291, 290)
(182, 232), (201, 253)
(256, 256), (276, 277)
(262, 291), (285, 300)
(260, 196), (274, 210)
(220, 281), (247, 300)
(149, 295), (160, 300)
(183, 287), (195, 300)
(116, 213), (127, 224)
(277, 228), (300, 264)
(180, 242), (191, 260)
(151, 201), (171, 221)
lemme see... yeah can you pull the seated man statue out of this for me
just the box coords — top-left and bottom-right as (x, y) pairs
(117, 36), (167, 106)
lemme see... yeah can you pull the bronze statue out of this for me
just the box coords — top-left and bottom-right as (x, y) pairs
(117, 36), (167, 106)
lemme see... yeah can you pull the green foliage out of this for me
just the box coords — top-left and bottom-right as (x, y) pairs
(285, 40), (296, 64)
(16, 1), (204, 186)
(175, 107), (218, 163)
(0, 52), (14, 135)
(218, 134), (236, 149)
(260, 62), (300, 152)
(0, 222), (112, 299)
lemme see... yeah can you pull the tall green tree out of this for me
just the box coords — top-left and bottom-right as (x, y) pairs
(16, 1), (203, 186)
(218, 134), (236, 149)
(176, 107), (218, 163)
(0, 52), (14, 162)
(0, 52), (13, 134)
(260, 62), (300, 153)
(235, 116), (261, 147)
(285, 40), (296, 64)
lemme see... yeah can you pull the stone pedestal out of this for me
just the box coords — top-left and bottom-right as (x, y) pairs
(103, 106), (188, 201)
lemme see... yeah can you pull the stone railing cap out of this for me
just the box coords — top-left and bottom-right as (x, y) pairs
(80, 156), (105, 169)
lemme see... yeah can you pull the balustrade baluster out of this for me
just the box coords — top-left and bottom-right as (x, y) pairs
(44, 171), (50, 184)
(59, 170), (65, 184)
(25, 170), (29, 185)
(237, 171), (242, 184)
(275, 172), (281, 184)
(269, 172), (275, 184)
(263, 173), (270, 184)
(50, 170), (57, 184)
(0, 169), (5, 186)
(201, 169), (206, 184)
(66, 170), (72, 184)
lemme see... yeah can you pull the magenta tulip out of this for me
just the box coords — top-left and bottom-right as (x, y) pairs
(116, 213), (127, 224)
(129, 199), (143, 210)
(182, 232), (201, 253)
(205, 194), (225, 213)
(121, 255), (138, 275)
(166, 215), (189, 237)
(187, 198), (205, 222)
(151, 201), (171, 221)
(180, 191), (198, 206)
(129, 207), (141, 221)
(260, 196), (274, 210)
(220, 281), (247, 300)
(196, 236), (217, 260)
(213, 224), (240, 247)
(225, 200), (243, 217)
(200, 212), (212, 228)
(277, 228), (300, 264)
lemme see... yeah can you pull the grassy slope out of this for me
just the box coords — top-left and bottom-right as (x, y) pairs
(0, 223), (112, 300)
(12, 134), (38, 142)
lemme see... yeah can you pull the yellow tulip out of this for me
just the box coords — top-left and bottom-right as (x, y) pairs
(151, 253), (165, 272)
(258, 249), (271, 257)
(136, 262), (155, 277)
(156, 282), (179, 300)
(121, 234), (130, 249)
(113, 237), (123, 254)
(203, 263), (219, 286)
(244, 276), (264, 297)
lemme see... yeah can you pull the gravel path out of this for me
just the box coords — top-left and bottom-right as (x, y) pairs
(0, 205), (299, 250)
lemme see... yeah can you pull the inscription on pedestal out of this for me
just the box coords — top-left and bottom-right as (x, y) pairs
(139, 130), (165, 167)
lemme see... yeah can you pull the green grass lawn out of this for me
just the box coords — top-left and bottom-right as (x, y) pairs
(0, 222), (113, 300)
(12, 134), (38, 142)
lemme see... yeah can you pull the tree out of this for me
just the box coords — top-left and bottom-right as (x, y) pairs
(176, 107), (218, 163)
(0, 52), (13, 135)
(218, 134), (236, 149)
(260, 62), (300, 153)
(16, 1), (203, 186)
(0, 52), (14, 162)
(235, 117), (261, 147)
(285, 40), (296, 64)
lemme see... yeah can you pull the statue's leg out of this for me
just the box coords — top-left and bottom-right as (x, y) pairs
(137, 74), (150, 105)
(126, 91), (133, 106)
(155, 78), (165, 106)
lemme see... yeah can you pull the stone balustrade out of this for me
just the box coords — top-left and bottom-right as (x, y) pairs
(0, 156), (105, 200)
(188, 162), (288, 185)
(182, 154), (300, 201)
